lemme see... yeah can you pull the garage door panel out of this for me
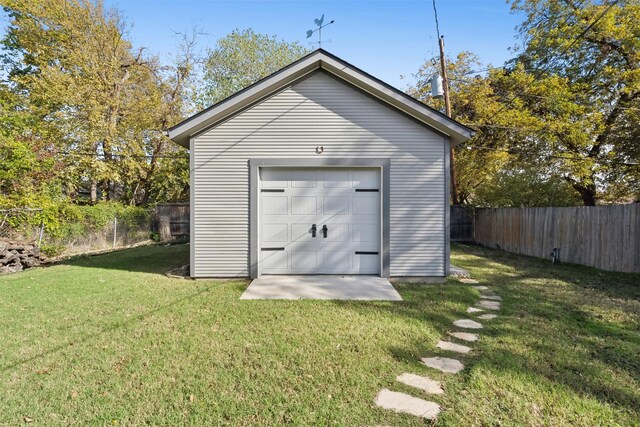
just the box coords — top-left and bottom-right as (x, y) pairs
(291, 223), (316, 242)
(290, 250), (319, 272)
(353, 196), (378, 216)
(352, 253), (379, 273)
(324, 223), (349, 242)
(352, 223), (378, 242)
(290, 170), (317, 187)
(261, 169), (288, 188)
(262, 223), (288, 243)
(262, 196), (288, 215)
(352, 170), (379, 188)
(262, 250), (288, 270)
(322, 250), (350, 272)
(323, 196), (349, 215)
(291, 196), (317, 215)
(323, 170), (350, 188)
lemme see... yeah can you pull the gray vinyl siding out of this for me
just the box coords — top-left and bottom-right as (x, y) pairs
(192, 71), (447, 277)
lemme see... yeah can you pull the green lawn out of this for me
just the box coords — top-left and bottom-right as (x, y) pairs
(0, 244), (638, 426)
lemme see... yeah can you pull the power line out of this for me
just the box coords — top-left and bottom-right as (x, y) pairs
(58, 151), (188, 159)
(432, 0), (441, 39)
(447, 76), (640, 111)
(462, 144), (639, 166)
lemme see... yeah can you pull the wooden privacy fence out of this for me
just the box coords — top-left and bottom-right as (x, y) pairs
(154, 203), (189, 242)
(474, 205), (640, 274)
(450, 205), (474, 242)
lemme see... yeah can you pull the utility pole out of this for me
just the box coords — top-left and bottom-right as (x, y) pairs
(438, 35), (459, 205)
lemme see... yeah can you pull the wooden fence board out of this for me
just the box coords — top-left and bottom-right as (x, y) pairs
(153, 203), (190, 242)
(474, 205), (640, 274)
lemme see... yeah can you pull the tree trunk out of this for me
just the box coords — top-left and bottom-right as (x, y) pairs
(574, 182), (597, 206)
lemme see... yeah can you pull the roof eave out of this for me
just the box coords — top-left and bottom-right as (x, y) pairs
(168, 49), (475, 148)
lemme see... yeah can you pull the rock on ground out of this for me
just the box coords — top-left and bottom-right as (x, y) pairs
(421, 356), (464, 374)
(396, 373), (444, 394)
(375, 389), (440, 419)
(436, 340), (472, 354)
(477, 300), (501, 310)
(467, 307), (484, 313)
(453, 319), (483, 329)
(478, 313), (498, 320)
(449, 331), (479, 342)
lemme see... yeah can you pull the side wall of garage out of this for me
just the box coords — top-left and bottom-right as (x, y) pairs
(191, 70), (448, 277)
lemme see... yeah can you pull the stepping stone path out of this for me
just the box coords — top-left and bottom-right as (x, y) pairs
(421, 356), (464, 374)
(449, 331), (479, 342)
(375, 277), (502, 422)
(396, 373), (444, 394)
(436, 340), (472, 354)
(477, 300), (500, 311)
(453, 319), (483, 329)
(478, 313), (497, 320)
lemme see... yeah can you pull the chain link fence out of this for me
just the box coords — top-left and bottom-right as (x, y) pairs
(1, 206), (154, 259)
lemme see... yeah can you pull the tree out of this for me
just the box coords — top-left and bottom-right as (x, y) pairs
(197, 28), (308, 107)
(1, 0), (192, 205)
(508, 0), (640, 205)
(410, 52), (544, 205)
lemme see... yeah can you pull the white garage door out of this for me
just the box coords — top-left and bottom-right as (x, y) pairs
(259, 168), (381, 275)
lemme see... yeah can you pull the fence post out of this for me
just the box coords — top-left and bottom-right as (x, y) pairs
(113, 217), (117, 248)
(38, 220), (44, 247)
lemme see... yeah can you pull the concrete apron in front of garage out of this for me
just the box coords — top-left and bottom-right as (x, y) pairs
(240, 275), (402, 301)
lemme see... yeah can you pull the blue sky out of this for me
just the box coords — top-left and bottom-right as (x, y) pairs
(100, 0), (523, 90)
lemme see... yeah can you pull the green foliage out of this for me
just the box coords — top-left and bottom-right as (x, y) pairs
(198, 28), (308, 107)
(1, 0), (191, 206)
(39, 244), (65, 258)
(473, 167), (582, 207)
(410, 0), (640, 206)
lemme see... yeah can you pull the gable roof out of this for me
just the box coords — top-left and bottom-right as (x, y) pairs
(167, 49), (475, 147)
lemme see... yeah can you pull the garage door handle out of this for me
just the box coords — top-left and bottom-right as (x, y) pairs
(311, 224), (317, 237)
(322, 224), (328, 238)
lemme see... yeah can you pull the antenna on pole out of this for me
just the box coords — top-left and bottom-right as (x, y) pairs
(306, 14), (334, 48)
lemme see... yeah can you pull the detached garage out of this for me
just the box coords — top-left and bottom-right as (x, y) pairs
(168, 49), (473, 280)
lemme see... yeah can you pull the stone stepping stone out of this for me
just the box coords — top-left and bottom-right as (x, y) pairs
(436, 340), (472, 354)
(396, 373), (444, 394)
(458, 278), (479, 284)
(449, 331), (479, 342)
(421, 356), (464, 374)
(477, 300), (500, 311)
(473, 285), (490, 290)
(467, 307), (484, 313)
(481, 295), (502, 301)
(375, 389), (441, 419)
(453, 319), (483, 329)
(478, 313), (497, 320)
